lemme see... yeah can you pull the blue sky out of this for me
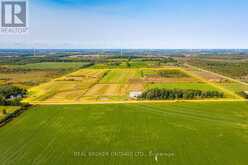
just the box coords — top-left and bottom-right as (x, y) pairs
(1, 0), (248, 49)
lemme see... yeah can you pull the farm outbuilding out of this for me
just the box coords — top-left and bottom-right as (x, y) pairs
(129, 91), (142, 99)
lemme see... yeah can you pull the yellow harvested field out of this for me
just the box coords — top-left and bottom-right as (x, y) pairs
(70, 69), (108, 78)
(127, 83), (145, 91)
(25, 69), (108, 102)
(85, 84), (128, 96)
(45, 90), (84, 102)
(27, 79), (95, 101)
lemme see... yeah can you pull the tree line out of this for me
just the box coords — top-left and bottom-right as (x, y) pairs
(139, 88), (224, 100)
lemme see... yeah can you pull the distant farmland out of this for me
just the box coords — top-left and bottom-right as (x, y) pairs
(9, 62), (90, 70)
(0, 62), (91, 89)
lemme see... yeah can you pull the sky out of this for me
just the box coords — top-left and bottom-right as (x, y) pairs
(0, 0), (248, 49)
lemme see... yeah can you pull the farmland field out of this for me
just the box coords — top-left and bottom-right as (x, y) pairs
(0, 70), (63, 89)
(187, 57), (248, 82)
(0, 62), (89, 89)
(100, 69), (141, 84)
(84, 84), (128, 96)
(90, 59), (177, 69)
(24, 67), (234, 103)
(184, 64), (248, 98)
(26, 69), (108, 102)
(7, 62), (90, 70)
(146, 82), (219, 91)
(219, 83), (248, 94)
(0, 102), (248, 165)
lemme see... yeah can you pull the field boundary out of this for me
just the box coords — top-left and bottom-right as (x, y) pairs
(29, 99), (247, 105)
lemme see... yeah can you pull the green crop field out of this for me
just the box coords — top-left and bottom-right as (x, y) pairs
(100, 69), (141, 84)
(0, 102), (248, 165)
(146, 82), (219, 91)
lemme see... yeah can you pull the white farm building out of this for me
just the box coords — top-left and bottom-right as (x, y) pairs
(129, 91), (142, 99)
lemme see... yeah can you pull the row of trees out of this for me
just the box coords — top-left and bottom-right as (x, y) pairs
(0, 85), (27, 106)
(139, 88), (224, 100)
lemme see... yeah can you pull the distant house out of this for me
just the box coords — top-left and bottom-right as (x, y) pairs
(129, 91), (142, 99)
(9, 94), (23, 99)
